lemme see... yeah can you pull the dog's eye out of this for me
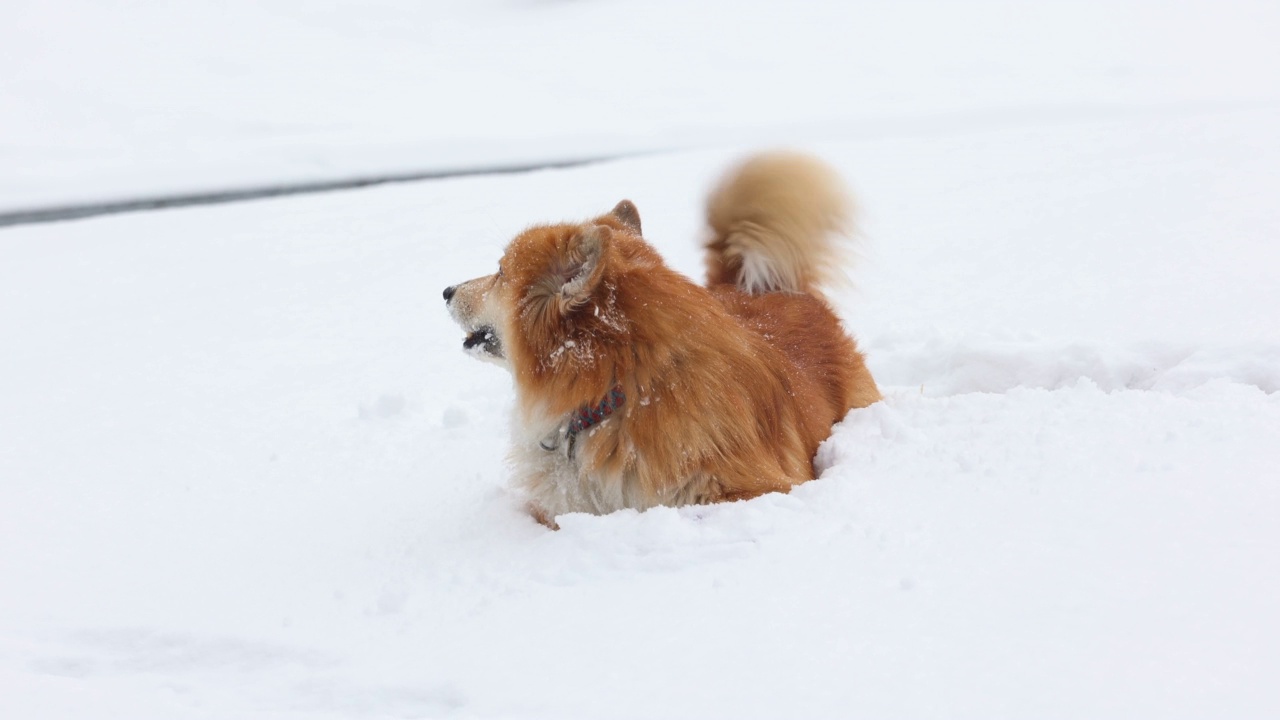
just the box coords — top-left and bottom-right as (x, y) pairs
(496, 265), (505, 279)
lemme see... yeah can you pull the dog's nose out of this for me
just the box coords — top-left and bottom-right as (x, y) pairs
(443, 285), (456, 302)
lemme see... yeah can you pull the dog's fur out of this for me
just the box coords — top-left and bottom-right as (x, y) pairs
(445, 152), (880, 525)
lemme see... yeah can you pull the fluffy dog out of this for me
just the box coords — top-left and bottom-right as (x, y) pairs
(445, 152), (880, 525)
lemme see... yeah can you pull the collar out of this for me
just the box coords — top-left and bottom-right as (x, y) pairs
(539, 384), (626, 455)
(568, 384), (626, 436)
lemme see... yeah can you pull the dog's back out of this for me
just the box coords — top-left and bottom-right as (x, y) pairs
(703, 152), (881, 442)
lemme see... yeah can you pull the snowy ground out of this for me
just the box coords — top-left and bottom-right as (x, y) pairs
(3, 2), (1280, 719)
(4, 0), (1280, 212)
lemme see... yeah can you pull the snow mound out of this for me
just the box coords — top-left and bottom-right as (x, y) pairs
(869, 335), (1280, 396)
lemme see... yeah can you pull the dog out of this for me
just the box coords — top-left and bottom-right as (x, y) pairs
(444, 152), (880, 526)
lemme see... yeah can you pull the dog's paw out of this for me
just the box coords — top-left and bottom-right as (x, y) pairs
(528, 502), (559, 530)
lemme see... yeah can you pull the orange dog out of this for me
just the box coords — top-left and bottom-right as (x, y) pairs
(445, 152), (880, 525)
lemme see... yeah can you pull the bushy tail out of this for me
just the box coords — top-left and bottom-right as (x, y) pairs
(704, 151), (854, 295)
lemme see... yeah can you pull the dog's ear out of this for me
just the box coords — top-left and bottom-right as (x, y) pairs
(558, 224), (611, 309)
(608, 199), (642, 235)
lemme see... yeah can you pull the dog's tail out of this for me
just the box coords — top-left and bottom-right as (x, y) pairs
(704, 151), (854, 295)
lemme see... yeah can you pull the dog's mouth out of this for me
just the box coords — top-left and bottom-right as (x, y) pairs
(462, 325), (503, 359)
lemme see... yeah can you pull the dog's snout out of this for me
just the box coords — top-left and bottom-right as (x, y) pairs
(443, 285), (456, 302)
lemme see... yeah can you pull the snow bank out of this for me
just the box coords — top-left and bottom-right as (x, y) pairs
(3, 105), (1279, 716)
(871, 336), (1280, 396)
(4, 0), (1280, 211)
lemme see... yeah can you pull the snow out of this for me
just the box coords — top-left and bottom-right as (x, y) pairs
(4, 0), (1280, 212)
(3, 1), (1280, 718)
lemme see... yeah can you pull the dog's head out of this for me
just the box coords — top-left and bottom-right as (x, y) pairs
(443, 200), (644, 373)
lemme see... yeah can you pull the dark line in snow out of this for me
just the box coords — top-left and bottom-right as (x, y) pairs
(0, 155), (628, 229)
(5, 99), (1275, 231)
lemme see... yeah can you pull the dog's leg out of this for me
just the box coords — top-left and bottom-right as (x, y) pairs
(528, 502), (559, 530)
(693, 470), (794, 505)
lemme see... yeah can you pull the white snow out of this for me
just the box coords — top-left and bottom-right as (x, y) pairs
(3, 2), (1280, 718)
(4, 0), (1280, 212)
